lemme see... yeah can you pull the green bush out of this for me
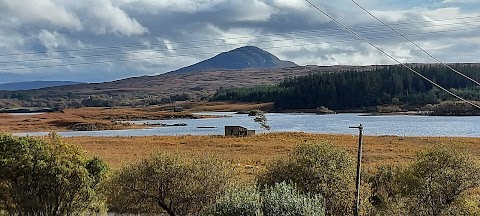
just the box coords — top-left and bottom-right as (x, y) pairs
(262, 182), (325, 216)
(106, 152), (232, 215)
(431, 101), (480, 116)
(257, 142), (368, 215)
(370, 145), (480, 215)
(206, 183), (262, 216)
(205, 182), (325, 216)
(0, 133), (108, 215)
(400, 145), (480, 215)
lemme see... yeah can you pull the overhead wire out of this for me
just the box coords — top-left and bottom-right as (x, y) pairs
(304, 0), (480, 109)
(349, 0), (480, 87)
(0, 14), (479, 58)
(0, 25), (478, 71)
(0, 23), (477, 65)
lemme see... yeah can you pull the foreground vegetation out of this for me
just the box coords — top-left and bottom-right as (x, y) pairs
(1, 133), (480, 215)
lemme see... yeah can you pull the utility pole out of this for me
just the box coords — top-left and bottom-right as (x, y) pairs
(349, 124), (364, 216)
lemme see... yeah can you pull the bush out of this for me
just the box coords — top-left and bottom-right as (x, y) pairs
(205, 182), (325, 216)
(0, 133), (108, 215)
(375, 105), (402, 113)
(400, 145), (480, 215)
(205, 183), (262, 216)
(257, 142), (368, 215)
(369, 145), (480, 215)
(431, 101), (480, 116)
(106, 152), (232, 215)
(262, 182), (325, 216)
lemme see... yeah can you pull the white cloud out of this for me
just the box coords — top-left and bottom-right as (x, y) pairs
(225, 0), (276, 22)
(116, 0), (224, 14)
(443, 0), (478, 3)
(0, 0), (83, 30)
(87, 0), (148, 36)
(0, 1), (478, 83)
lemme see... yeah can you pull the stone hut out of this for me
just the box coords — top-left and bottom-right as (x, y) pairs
(173, 106), (184, 112)
(225, 126), (255, 137)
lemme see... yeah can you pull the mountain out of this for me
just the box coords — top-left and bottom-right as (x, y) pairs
(172, 46), (297, 74)
(0, 81), (83, 91)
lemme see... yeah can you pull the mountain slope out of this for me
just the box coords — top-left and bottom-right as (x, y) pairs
(0, 81), (83, 91)
(172, 46), (297, 74)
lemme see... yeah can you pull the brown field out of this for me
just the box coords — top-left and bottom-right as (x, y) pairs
(0, 107), (195, 133)
(0, 102), (273, 133)
(64, 132), (480, 177)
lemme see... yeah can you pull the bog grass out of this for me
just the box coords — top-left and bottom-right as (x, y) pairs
(64, 132), (480, 178)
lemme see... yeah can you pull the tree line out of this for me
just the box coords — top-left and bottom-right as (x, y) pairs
(1, 133), (480, 215)
(211, 64), (480, 110)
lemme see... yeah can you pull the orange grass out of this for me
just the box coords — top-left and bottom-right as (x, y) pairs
(64, 132), (480, 177)
(0, 107), (198, 133)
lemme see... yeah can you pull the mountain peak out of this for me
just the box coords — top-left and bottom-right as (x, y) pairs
(172, 46), (297, 74)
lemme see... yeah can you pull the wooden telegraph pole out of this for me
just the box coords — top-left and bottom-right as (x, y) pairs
(349, 124), (364, 216)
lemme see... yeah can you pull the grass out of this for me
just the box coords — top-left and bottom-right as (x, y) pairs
(64, 132), (480, 177)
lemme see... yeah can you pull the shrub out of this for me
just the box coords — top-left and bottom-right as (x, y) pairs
(205, 183), (262, 216)
(370, 145), (480, 215)
(257, 142), (367, 215)
(368, 165), (408, 215)
(106, 152), (232, 215)
(400, 145), (480, 215)
(375, 105), (401, 113)
(391, 97), (400, 105)
(262, 182), (325, 216)
(0, 133), (108, 215)
(420, 104), (434, 111)
(431, 101), (480, 116)
(205, 182), (325, 216)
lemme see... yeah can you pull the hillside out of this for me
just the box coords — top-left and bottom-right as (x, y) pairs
(0, 65), (376, 108)
(0, 81), (83, 91)
(172, 46), (297, 74)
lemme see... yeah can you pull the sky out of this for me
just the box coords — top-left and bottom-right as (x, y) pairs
(0, 0), (479, 83)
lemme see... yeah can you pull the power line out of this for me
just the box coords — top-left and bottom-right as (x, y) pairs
(0, 42), (405, 71)
(0, 24), (476, 65)
(304, 0), (480, 109)
(349, 0), (480, 87)
(0, 15), (479, 58)
(0, 26), (477, 71)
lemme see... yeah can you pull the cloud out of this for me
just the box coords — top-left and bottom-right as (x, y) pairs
(0, 0), (82, 31)
(0, 0), (478, 83)
(83, 0), (149, 36)
(443, 0), (478, 3)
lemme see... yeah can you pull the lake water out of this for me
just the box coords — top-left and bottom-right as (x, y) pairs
(7, 112), (45, 116)
(13, 112), (480, 137)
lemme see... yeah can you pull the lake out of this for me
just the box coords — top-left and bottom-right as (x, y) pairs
(13, 112), (480, 137)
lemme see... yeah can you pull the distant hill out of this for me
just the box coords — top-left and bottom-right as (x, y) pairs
(0, 65), (375, 102)
(0, 81), (83, 91)
(172, 46), (297, 74)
